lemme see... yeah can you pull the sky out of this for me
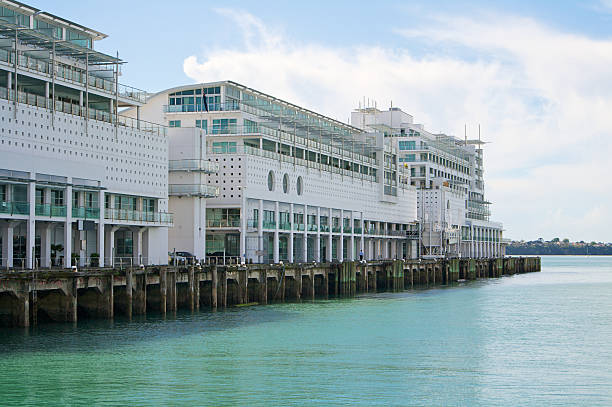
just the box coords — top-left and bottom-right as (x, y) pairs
(30, 0), (612, 242)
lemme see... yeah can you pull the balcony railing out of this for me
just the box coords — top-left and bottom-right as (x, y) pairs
(332, 226), (341, 233)
(35, 204), (66, 217)
(320, 225), (329, 232)
(0, 201), (29, 215)
(293, 224), (305, 231)
(279, 222), (291, 231)
(0, 48), (146, 104)
(72, 206), (100, 219)
(263, 221), (276, 229)
(104, 209), (173, 225)
(168, 184), (219, 198)
(207, 219), (240, 228)
(308, 224), (318, 232)
(168, 160), (219, 173)
(343, 227), (352, 234)
(0, 86), (166, 137)
(163, 101), (240, 113)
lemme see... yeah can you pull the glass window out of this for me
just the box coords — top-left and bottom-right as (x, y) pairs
(196, 119), (207, 130)
(296, 176), (303, 195)
(35, 188), (44, 205)
(282, 174), (289, 193)
(52, 190), (64, 206)
(0, 184), (6, 201)
(267, 171), (275, 191)
(398, 140), (416, 150)
(169, 120), (181, 128)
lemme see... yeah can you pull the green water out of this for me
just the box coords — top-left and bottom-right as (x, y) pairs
(1, 256), (611, 406)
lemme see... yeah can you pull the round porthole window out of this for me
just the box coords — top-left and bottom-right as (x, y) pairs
(283, 173), (289, 193)
(297, 176), (303, 195)
(267, 170), (275, 191)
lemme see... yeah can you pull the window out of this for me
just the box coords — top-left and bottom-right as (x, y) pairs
(296, 176), (303, 195)
(244, 119), (258, 133)
(0, 184), (6, 202)
(282, 174), (289, 193)
(196, 120), (207, 131)
(33, 18), (61, 38)
(169, 120), (181, 128)
(35, 188), (44, 205)
(212, 142), (237, 153)
(399, 154), (416, 162)
(72, 191), (79, 208)
(398, 140), (416, 150)
(52, 190), (64, 206)
(143, 198), (155, 212)
(212, 119), (237, 134)
(267, 171), (275, 191)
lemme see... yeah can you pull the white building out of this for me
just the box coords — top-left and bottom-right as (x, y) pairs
(352, 106), (504, 258)
(0, 1), (171, 269)
(131, 81), (419, 264)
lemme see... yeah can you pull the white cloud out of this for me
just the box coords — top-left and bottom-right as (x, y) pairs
(183, 9), (612, 241)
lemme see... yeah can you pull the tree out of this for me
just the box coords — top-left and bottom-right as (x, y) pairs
(562, 238), (570, 243)
(551, 238), (560, 243)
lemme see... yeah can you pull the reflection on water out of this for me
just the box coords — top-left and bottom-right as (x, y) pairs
(1, 256), (611, 406)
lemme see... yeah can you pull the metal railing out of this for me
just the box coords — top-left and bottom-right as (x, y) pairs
(35, 204), (66, 217)
(207, 219), (240, 228)
(104, 209), (173, 225)
(168, 159), (219, 173)
(168, 184), (219, 197)
(0, 201), (29, 215)
(0, 48), (146, 104)
(72, 206), (100, 219)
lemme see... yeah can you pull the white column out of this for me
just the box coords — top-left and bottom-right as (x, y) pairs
(339, 209), (344, 262)
(360, 214), (365, 258)
(26, 179), (35, 269)
(240, 195), (247, 264)
(315, 207), (321, 262)
(257, 199), (263, 263)
(64, 182), (72, 268)
(98, 190), (105, 267)
(45, 81), (49, 99)
(349, 211), (355, 261)
(273, 201), (279, 263)
(302, 204), (308, 262)
(288, 203), (294, 263)
(1, 222), (14, 268)
(133, 227), (145, 266)
(7, 71), (11, 91)
(327, 208), (332, 262)
(40, 223), (52, 268)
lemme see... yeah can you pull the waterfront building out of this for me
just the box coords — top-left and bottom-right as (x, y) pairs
(0, 1), (171, 269)
(131, 81), (418, 263)
(351, 107), (504, 258)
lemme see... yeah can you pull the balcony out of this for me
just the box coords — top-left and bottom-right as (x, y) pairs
(343, 227), (352, 234)
(35, 204), (66, 217)
(354, 227), (362, 234)
(320, 225), (330, 232)
(72, 207), (100, 219)
(0, 201), (29, 215)
(263, 221), (276, 230)
(307, 224), (318, 232)
(169, 160), (219, 173)
(279, 222), (291, 231)
(332, 226), (341, 233)
(168, 184), (219, 198)
(104, 209), (173, 225)
(163, 101), (240, 113)
(207, 219), (240, 228)
(293, 223), (305, 231)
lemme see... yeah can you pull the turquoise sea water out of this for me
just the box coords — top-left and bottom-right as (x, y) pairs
(1, 256), (611, 406)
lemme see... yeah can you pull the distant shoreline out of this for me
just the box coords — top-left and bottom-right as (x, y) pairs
(507, 246), (612, 256)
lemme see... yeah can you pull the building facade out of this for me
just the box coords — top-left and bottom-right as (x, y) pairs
(132, 81), (419, 264)
(351, 107), (504, 258)
(0, 1), (171, 269)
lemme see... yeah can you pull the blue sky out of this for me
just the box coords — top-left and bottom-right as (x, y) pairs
(31, 1), (612, 241)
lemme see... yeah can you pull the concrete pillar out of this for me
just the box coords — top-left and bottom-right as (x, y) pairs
(295, 268), (302, 300)
(64, 183), (72, 268)
(79, 90), (83, 107)
(259, 270), (267, 304)
(97, 191), (105, 267)
(125, 269), (133, 319)
(222, 270), (227, 308)
(40, 223), (52, 268)
(310, 270), (315, 300)
(288, 203), (294, 263)
(45, 81), (49, 99)
(7, 71), (11, 91)
(105, 274), (114, 319)
(12, 282), (29, 327)
(26, 179), (35, 269)
(273, 201), (279, 263)
(105, 226), (119, 267)
(159, 269), (167, 316)
(211, 265), (218, 309)
(349, 211), (355, 261)
(257, 199), (263, 263)
(133, 271), (146, 315)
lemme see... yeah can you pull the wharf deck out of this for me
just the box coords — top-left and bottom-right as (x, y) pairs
(0, 257), (541, 327)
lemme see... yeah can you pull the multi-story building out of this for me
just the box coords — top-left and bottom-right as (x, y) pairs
(0, 1), (171, 269)
(132, 81), (418, 263)
(352, 106), (504, 258)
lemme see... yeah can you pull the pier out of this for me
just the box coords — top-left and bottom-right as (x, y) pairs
(0, 257), (540, 327)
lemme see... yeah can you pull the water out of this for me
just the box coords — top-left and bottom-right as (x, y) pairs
(1, 256), (611, 406)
